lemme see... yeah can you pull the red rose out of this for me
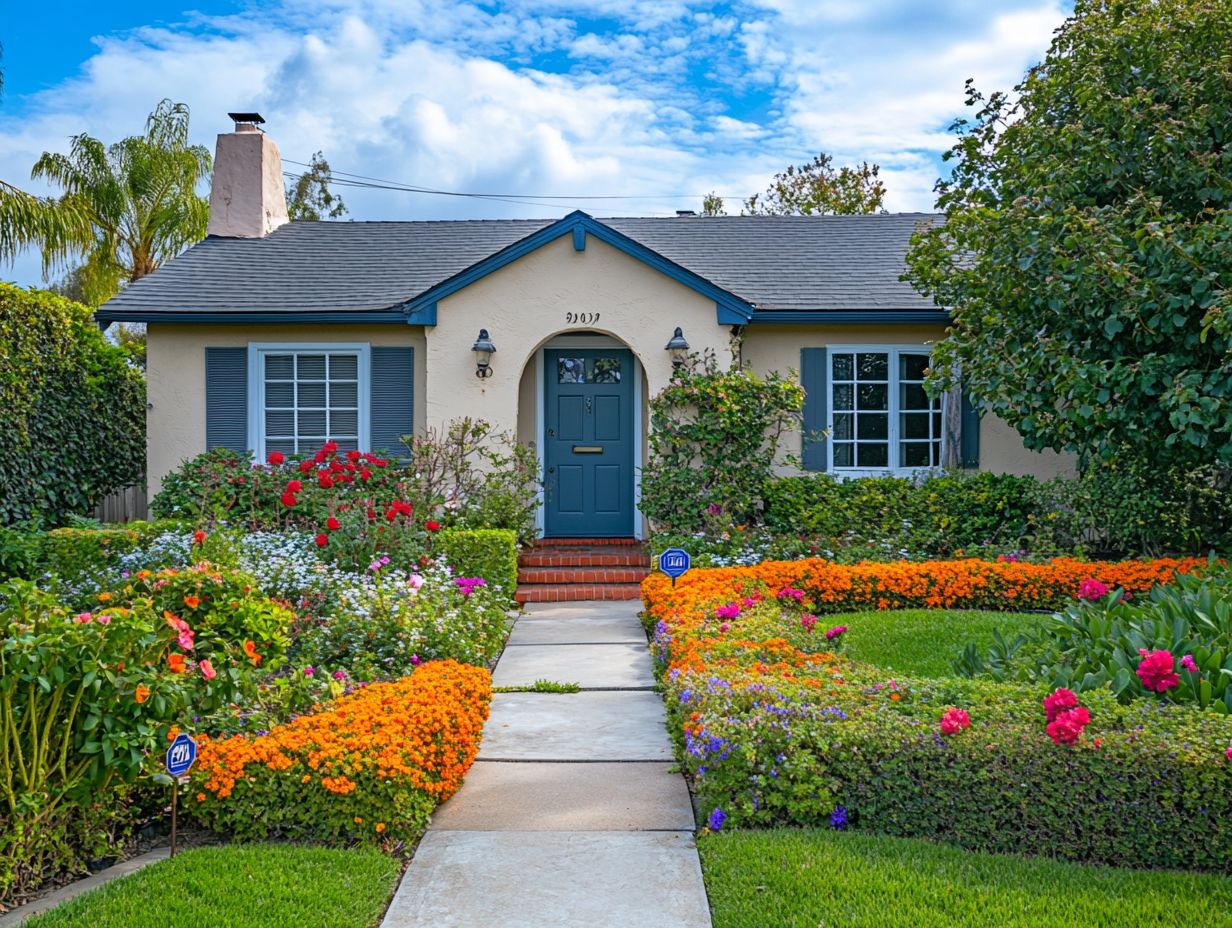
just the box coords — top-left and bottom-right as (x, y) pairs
(323, 440), (339, 454)
(299, 460), (313, 474)
(1046, 706), (1091, 745)
(318, 473), (335, 489)
(385, 507), (398, 522)
(314, 533), (328, 548)
(1136, 650), (1179, 693)
(329, 460), (343, 473)
(192, 530), (207, 545)
(1043, 687), (1079, 723)
(425, 520), (442, 532)
(267, 451), (285, 466)
(359, 467), (372, 481)
(285, 479), (303, 493)
(326, 516), (341, 531)
(346, 450), (362, 463)
(281, 491), (299, 507)
(366, 506), (377, 522)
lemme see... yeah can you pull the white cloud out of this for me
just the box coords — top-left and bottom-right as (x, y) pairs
(0, 0), (1070, 285)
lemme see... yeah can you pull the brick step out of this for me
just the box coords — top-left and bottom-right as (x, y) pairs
(519, 549), (651, 568)
(533, 537), (643, 547)
(515, 583), (644, 604)
(518, 566), (650, 585)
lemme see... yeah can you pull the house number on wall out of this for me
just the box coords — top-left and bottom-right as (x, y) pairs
(565, 312), (600, 325)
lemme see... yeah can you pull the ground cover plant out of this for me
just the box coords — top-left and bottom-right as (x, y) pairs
(700, 830), (1232, 928)
(21, 844), (401, 928)
(643, 558), (1232, 872)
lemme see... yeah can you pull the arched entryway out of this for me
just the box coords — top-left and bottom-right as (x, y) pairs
(517, 331), (647, 539)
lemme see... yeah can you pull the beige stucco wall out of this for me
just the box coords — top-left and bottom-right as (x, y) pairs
(425, 233), (730, 436)
(146, 323), (427, 494)
(739, 324), (1076, 477)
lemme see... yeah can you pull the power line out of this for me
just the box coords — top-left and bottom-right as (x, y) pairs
(281, 158), (733, 208)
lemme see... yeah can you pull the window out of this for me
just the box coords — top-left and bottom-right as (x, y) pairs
(829, 347), (942, 472)
(248, 344), (371, 458)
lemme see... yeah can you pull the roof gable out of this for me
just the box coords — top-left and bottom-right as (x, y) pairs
(404, 211), (755, 326)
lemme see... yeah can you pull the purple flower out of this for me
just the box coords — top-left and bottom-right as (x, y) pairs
(410, 655), (422, 666)
(716, 602), (741, 620)
(707, 808), (727, 831)
(825, 625), (848, 641)
(829, 804), (848, 830)
(706, 503), (723, 516)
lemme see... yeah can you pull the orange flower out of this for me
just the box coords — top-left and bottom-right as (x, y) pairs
(183, 594), (201, 609)
(375, 822), (386, 833)
(196, 793), (206, 802)
(167, 653), (187, 674)
(97, 592), (112, 602)
(243, 639), (262, 667)
(135, 684), (151, 704)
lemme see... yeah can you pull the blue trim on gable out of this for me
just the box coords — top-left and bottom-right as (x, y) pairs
(749, 310), (950, 325)
(403, 210), (756, 324)
(572, 227), (586, 251)
(404, 302), (437, 326)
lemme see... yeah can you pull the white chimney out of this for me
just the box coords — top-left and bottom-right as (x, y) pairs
(207, 112), (289, 238)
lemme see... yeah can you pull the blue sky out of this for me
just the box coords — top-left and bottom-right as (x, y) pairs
(1, 0), (1070, 287)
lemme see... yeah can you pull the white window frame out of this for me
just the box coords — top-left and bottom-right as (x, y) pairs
(246, 343), (372, 460)
(827, 344), (945, 476)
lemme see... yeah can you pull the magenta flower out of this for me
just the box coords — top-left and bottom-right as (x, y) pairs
(824, 625), (848, 641)
(303, 666), (315, 677)
(776, 587), (805, 603)
(715, 602), (741, 621)
(800, 614), (818, 633)
(1180, 654), (1198, 672)
(1136, 649), (1179, 692)
(1077, 578), (1110, 601)
(333, 670), (347, 681)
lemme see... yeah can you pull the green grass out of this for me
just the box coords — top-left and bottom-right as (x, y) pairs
(24, 844), (401, 928)
(835, 608), (1042, 677)
(700, 829), (1232, 928)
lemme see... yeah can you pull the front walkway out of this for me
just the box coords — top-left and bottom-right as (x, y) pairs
(381, 601), (712, 928)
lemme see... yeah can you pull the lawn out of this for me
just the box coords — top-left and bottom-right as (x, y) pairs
(835, 608), (1043, 677)
(699, 829), (1232, 928)
(23, 845), (401, 928)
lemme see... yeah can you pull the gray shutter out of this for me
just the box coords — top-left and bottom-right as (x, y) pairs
(960, 389), (981, 468)
(205, 347), (248, 452)
(801, 347), (829, 472)
(370, 346), (414, 457)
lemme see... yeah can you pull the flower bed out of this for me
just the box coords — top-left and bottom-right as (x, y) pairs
(642, 556), (1207, 620)
(190, 660), (491, 844)
(643, 561), (1232, 872)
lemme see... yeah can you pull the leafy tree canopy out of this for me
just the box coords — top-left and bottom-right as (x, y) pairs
(287, 151), (348, 221)
(905, 0), (1232, 469)
(31, 99), (211, 305)
(743, 153), (886, 215)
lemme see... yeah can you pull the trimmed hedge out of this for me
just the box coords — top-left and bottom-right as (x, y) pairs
(0, 285), (145, 526)
(434, 529), (519, 602)
(646, 562), (1232, 872)
(37, 520), (187, 580)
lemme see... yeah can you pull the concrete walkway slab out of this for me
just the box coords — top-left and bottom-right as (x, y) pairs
(491, 642), (654, 689)
(479, 692), (672, 761)
(505, 609), (646, 646)
(431, 762), (695, 831)
(382, 831), (711, 928)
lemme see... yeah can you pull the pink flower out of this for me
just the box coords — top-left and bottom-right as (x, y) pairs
(940, 707), (971, 735)
(1077, 578), (1110, 601)
(1043, 687), (1079, 723)
(800, 614), (817, 632)
(1047, 706), (1091, 745)
(824, 625), (848, 641)
(719, 623), (731, 633)
(1226, 745), (1232, 761)
(199, 659), (216, 680)
(96, 614), (111, 625)
(716, 602), (741, 621)
(333, 670), (347, 681)
(1136, 650), (1179, 692)
(74, 612), (93, 624)
(177, 629), (194, 650)
(776, 587), (805, 603)
(410, 655), (422, 666)
(303, 666), (315, 677)
(1180, 654), (1198, 673)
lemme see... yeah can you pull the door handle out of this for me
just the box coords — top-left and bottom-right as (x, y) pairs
(572, 446), (603, 454)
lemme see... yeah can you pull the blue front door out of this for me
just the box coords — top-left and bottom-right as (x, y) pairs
(544, 348), (634, 537)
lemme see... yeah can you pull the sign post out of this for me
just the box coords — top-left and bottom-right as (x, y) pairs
(658, 547), (691, 587)
(165, 732), (198, 858)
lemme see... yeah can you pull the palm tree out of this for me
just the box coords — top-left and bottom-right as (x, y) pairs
(31, 99), (211, 305)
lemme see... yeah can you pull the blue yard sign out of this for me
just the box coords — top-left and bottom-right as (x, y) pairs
(165, 732), (198, 778)
(659, 547), (691, 581)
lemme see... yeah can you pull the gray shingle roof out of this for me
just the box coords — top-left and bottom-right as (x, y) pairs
(96, 212), (942, 319)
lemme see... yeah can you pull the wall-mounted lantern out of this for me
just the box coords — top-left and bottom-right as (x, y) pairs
(665, 326), (690, 367)
(472, 329), (496, 378)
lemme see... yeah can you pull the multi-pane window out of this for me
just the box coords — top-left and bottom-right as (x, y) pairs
(260, 350), (363, 455)
(830, 348), (942, 472)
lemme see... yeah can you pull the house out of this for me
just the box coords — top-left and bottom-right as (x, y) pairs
(96, 114), (1071, 540)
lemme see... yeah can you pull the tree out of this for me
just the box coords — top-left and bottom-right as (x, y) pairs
(701, 192), (726, 216)
(286, 151), (347, 221)
(30, 99), (212, 305)
(0, 48), (90, 268)
(743, 153), (886, 215)
(904, 0), (1232, 470)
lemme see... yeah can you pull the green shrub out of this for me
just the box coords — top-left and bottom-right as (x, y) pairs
(642, 354), (804, 532)
(0, 284), (145, 527)
(0, 526), (43, 581)
(434, 528), (519, 602)
(38, 520), (187, 580)
(0, 575), (287, 906)
(958, 567), (1232, 712)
